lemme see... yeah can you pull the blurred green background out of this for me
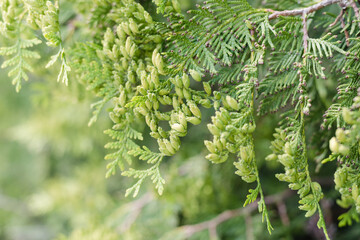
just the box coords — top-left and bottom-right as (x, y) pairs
(0, 0), (360, 239)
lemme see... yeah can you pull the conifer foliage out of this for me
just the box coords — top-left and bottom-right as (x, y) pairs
(2, 0), (360, 238)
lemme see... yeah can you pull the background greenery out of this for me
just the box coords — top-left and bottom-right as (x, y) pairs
(1, 0), (360, 239)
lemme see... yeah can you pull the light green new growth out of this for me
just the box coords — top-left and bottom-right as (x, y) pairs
(0, 0), (69, 90)
(0, 37), (41, 92)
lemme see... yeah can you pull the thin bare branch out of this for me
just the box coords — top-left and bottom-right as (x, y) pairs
(329, 8), (350, 46)
(329, 8), (345, 27)
(269, 0), (342, 20)
(303, 12), (309, 52)
(340, 12), (350, 46)
(350, 1), (360, 29)
(178, 190), (294, 238)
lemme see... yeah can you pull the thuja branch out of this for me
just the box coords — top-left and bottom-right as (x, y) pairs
(177, 190), (294, 238)
(269, 0), (342, 20)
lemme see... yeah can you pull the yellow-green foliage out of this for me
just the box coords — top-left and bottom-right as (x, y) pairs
(0, 0), (69, 90)
(3, 1), (360, 239)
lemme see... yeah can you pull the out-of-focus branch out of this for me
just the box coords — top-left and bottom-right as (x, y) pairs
(117, 193), (154, 233)
(276, 200), (290, 226)
(178, 190), (294, 238)
(0, 192), (30, 216)
(245, 213), (254, 240)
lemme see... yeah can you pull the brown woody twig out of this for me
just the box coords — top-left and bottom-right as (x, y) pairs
(269, 0), (342, 20)
(303, 12), (309, 52)
(351, 1), (360, 29)
(340, 12), (351, 46)
(329, 8), (345, 27)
